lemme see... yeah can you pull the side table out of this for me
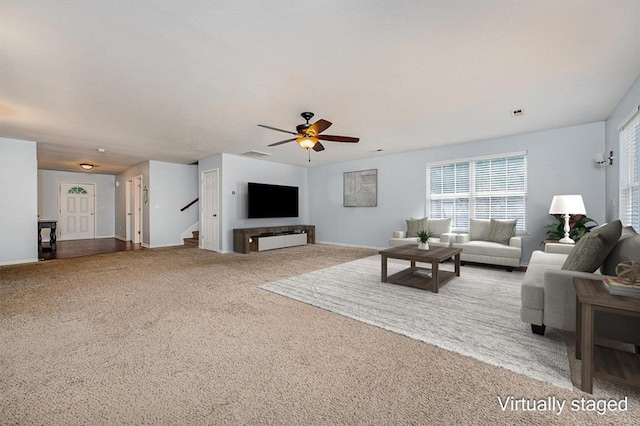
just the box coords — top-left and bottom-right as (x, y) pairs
(573, 277), (640, 393)
(38, 220), (57, 252)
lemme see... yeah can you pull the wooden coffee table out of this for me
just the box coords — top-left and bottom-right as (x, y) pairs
(379, 245), (462, 293)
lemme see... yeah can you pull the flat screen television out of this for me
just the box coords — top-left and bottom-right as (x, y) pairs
(248, 182), (299, 218)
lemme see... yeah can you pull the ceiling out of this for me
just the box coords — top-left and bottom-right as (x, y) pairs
(1, 0), (639, 174)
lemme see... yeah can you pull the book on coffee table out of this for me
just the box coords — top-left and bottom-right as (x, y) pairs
(601, 276), (640, 298)
(412, 269), (432, 279)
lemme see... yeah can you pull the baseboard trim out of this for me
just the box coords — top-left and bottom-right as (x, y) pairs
(0, 257), (40, 266)
(316, 240), (385, 251)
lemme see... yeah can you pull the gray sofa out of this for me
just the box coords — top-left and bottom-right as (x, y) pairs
(520, 222), (640, 346)
(451, 218), (522, 271)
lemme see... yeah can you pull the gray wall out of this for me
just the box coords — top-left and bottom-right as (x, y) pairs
(605, 75), (640, 222)
(38, 170), (116, 239)
(308, 121), (606, 264)
(0, 138), (38, 265)
(116, 161), (197, 248)
(148, 161), (198, 247)
(199, 153), (308, 253)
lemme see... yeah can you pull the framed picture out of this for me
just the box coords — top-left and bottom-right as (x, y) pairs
(343, 169), (377, 207)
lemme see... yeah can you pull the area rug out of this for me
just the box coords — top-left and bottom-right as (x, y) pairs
(260, 255), (572, 389)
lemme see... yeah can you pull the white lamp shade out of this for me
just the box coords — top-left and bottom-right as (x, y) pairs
(549, 195), (587, 215)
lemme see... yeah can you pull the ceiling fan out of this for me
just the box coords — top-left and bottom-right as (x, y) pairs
(258, 112), (359, 160)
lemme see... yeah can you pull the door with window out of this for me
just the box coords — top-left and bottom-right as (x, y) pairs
(59, 183), (96, 240)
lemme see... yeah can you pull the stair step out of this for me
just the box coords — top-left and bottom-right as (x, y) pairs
(192, 231), (199, 238)
(183, 237), (198, 247)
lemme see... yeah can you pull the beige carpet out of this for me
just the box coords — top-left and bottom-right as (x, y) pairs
(1, 244), (638, 425)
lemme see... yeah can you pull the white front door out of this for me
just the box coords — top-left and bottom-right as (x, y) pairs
(201, 169), (219, 251)
(59, 183), (95, 241)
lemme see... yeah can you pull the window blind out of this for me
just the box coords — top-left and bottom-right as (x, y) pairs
(427, 153), (527, 232)
(619, 106), (640, 231)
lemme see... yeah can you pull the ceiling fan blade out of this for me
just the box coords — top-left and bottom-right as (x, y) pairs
(308, 119), (332, 135)
(268, 137), (297, 146)
(258, 124), (298, 135)
(312, 141), (325, 152)
(318, 134), (359, 143)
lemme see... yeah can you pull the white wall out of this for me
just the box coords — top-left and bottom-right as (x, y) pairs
(0, 138), (38, 265)
(605, 75), (640, 222)
(199, 153), (308, 253)
(148, 161), (198, 247)
(38, 170), (116, 239)
(308, 122), (606, 264)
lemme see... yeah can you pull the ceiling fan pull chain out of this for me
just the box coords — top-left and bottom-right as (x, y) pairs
(308, 149), (311, 162)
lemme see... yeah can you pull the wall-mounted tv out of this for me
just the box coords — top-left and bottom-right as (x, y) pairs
(248, 182), (299, 218)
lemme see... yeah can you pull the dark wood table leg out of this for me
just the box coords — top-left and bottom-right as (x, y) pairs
(38, 225), (43, 252)
(50, 222), (57, 251)
(432, 260), (439, 293)
(454, 253), (460, 276)
(381, 254), (388, 283)
(580, 302), (594, 393)
(576, 298), (582, 360)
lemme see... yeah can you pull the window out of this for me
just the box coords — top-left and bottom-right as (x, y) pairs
(619, 106), (640, 231)
(67, 186), (87, 194)
(427, 152), (527, 232)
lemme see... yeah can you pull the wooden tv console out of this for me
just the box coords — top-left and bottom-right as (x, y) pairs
(233, 225), (315, 254)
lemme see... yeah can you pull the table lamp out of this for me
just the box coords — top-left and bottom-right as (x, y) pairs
(549, 195), (587, 244)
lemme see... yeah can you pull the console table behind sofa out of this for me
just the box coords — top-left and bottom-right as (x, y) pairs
(233, 225), (315, 254)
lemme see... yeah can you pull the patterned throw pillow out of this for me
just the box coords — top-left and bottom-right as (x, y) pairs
(486, 219), (517, 245)
(561, 220), (622, 272)
(406, 217), (427, 238)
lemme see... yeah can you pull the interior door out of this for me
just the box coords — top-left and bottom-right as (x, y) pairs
(125, 180), (132, 241)
(59, 182), (95, 241)
(132, 176), (142, 244)
(201, 169), (219, 251)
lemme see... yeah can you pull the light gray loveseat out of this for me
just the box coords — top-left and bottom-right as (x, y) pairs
(451, 218), (523, 271)
(520, 221), (640, 347)
(389, 218), (456, 248)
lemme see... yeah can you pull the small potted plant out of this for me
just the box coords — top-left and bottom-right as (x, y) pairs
(417, 230), (433, 250)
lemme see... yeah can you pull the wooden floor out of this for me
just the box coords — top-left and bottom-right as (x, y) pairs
(39, 238), (143, 261)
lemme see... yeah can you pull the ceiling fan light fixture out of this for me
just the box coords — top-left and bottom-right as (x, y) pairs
(296, 136), (317, 150)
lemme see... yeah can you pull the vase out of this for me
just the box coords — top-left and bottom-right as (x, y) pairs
(418, 242), (429, 250)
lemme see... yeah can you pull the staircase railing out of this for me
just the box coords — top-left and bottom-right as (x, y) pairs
(180, 198), (199, 212)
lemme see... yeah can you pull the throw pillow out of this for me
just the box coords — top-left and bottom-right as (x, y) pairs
(601, 226), (640, 275)
(486, 219), (517, 245)
(561, 220), (622, 272)
(469, 218), (491, 241)
(427, 218), (451, 237)
(406, 217), (427, 238)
